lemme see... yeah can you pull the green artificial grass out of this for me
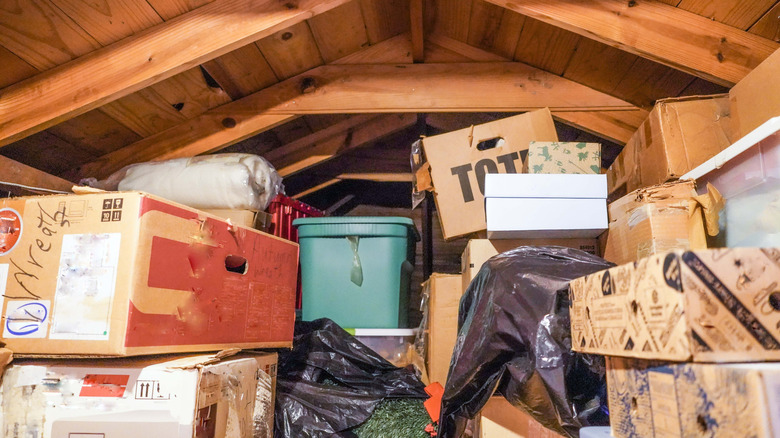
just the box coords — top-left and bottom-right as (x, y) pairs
(354, 398), (435, 438)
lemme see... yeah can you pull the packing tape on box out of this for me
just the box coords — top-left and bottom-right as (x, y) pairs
(691, 182), (724, 237)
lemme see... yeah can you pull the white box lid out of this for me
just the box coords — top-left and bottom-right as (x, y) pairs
(484, 173), (607, 199)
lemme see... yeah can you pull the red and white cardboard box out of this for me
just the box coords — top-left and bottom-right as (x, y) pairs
(0, 191), (299, 356)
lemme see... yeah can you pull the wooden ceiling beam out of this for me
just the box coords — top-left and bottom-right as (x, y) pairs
(0, 156), (74, 195)
(410, 0), (425, 62)
(0, 0), (351, 147)
(74, 61), (640, 180)
(266, 113), (417, 177)
(486, 0), (779, 86)
(425, 34), (646, 143)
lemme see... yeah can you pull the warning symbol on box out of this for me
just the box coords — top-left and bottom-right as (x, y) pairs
(135, 380), (169, 400)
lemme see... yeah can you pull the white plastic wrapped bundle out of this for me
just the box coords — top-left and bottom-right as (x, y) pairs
(85, 154), (283, 211)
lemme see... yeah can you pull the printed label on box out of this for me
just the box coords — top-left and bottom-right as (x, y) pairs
(648, 370), (682, 436)
(3, 300), (50, 338)
(50, 233), (121, 340)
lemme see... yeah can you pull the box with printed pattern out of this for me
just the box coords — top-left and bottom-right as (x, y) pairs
(570, 247), (780, 362)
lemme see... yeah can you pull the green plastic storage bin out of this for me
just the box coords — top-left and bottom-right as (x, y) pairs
(293, 216), (419, 329)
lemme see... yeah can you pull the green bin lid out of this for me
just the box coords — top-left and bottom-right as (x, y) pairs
(293, 216), (419, 240)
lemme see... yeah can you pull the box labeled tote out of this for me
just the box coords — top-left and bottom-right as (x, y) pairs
(484, 173), (608, 239)
(419, 110), (558, 239)
(0, 191), (299, 356)
(570, 247), (780, 362)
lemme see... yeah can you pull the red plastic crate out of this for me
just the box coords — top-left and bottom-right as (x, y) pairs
(267, 194), (324, 309)
(267, 194), (325, 243)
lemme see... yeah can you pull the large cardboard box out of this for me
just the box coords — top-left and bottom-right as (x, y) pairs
(484, 174), (608, 239)
(0, 351), (278, 438)
(570, 247), (780, 362)
(461, 239), (599, 293)
(420, 110), (558, 239)
(606, 357), (780, 438)
(201, 208), (273, 232)
(606, 95), (733, 199)
(729, 47), (780, 140)
(601, 180), (707, 265)
(423, 273), (463, 385)
(526, 141), (601, 174)
(0, 191), (299, 356)
(479, 397), (565, 438)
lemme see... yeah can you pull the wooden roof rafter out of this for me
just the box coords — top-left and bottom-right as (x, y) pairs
(485, 0), (780, 86)
(0, 0), (353, 147)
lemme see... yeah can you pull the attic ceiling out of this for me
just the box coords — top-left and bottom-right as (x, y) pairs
(1, 0), (777, 208)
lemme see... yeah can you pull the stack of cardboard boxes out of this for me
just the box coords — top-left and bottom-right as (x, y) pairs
(564, 45), (780, 438)
(417, 47), (780, 437)
(417, 109), (609, 438)
(0, 190), (300, 437)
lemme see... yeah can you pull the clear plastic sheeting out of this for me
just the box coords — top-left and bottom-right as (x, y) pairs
(438, 246), (614, 438)
(274, 319), (427, 438)
(82, 153), (283, 211)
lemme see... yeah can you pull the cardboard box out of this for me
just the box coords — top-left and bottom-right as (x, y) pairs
(420, 110), (558, 239)
(602, 180), (707, 265)
(484, 173), (608, 239)
(201, 209), (273, 232)
(606, 95), (733, 199)
(0, 351), (278, 438)
(0, 191), (299, 356)
(570, 247), (780, 362)
(729, 47), (780, 140)
(461, 239), (599, 293)
(479, 397), (565, 438)
(526, 141), (601, 174)
(423, 273), (463, 385)
(606, 357), (780, 438)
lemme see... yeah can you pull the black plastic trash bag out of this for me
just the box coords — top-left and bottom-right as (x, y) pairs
(438, 246), (614, 438)
(275, 318), (428, 438)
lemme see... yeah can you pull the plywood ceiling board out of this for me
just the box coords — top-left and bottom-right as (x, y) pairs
(308, 2), (369, 63)
(331, 33), (413, 64)
(678, 77), (729, 96)
(2, 130), (93, 177)
(612, 58), (696, 109)
(0, 0), (100, 70)
(0, 45), (37, 88)
(0, 0), (351, 147)
(270, 117), (314, 145)
(146, 0), (213, 20)
(99, 88), (188, 137)
(149, 67), (231, 119)
(430, 0), (473, 42)
(302, 114), (351, 132)
(49, 0), (163, 45)
(563, 38), (638, 96)
(426, 33), (507, 61)
(256, 21), (323, 80)
(202, 44), (278, 100)
(467, 1), (525, 59)
(750, 2), (780, 42)
(676, 0), (777, 29)
(513, 18), (580, 76)
(47, 109), (142, 156)
(359, 0), (410, 44)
